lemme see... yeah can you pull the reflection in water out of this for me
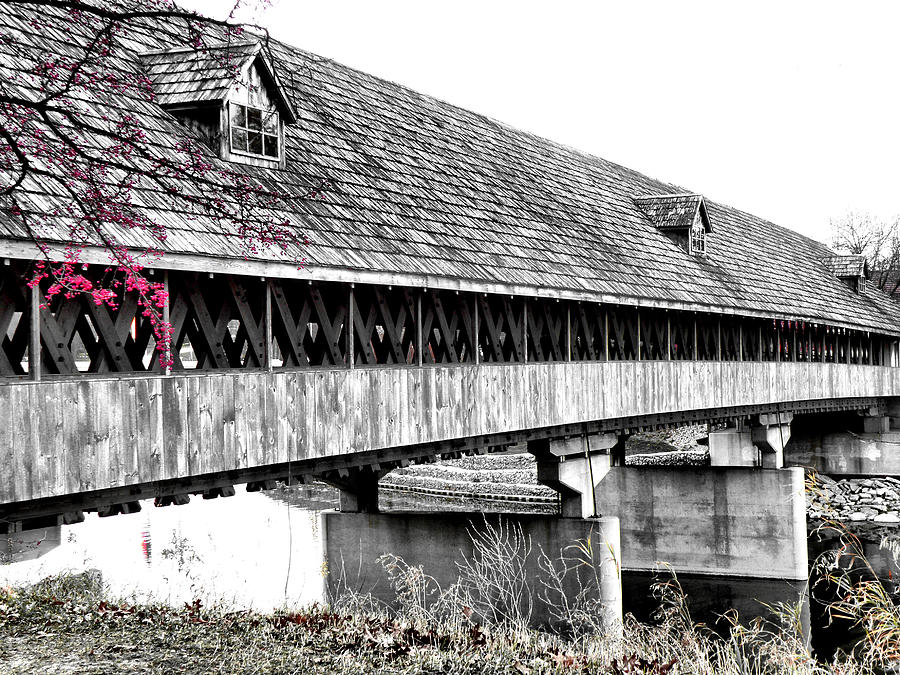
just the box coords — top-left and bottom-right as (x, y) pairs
(622, 571), (809, 637)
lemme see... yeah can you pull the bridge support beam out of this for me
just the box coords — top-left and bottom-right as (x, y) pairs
(529, 434), (620, 518)
(322, 511), (622, 632)
(319, 466), (389, 513)
(751, 412), (793, 469)
(709, 414), (792, 468)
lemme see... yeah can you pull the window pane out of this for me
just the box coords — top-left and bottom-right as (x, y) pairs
(231, 128), (248, 152)
(263, 134), (279, 157)
(230, 103), (246, 128)
(247, 107), (262, 130)
(248, 131), (262, 154)
(263, 111), (278, 134)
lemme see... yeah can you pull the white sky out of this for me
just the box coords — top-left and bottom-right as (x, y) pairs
(181, 0), (900, 245)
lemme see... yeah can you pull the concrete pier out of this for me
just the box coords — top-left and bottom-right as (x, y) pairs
(322, 512), (622, 631)
(593, 467), (807, 580)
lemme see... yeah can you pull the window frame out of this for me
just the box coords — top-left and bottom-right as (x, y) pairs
(689, 222), (706, 256)
(228, 101), (282, 161)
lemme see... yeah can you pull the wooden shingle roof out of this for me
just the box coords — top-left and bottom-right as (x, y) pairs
(634, 194), (712, 233)
(1, 2), (899, 335)
(822, 254), (869, 279)
(139, 41), (297, 121)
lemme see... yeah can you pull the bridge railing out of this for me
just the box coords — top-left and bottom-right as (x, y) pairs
(0, 262), (895, 379)
(2, 359), (899, 509)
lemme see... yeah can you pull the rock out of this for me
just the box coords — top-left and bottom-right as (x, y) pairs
(874, 513), (900, 524)
(848, 512), (869, 522)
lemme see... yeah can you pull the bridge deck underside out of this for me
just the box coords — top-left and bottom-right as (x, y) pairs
(1, 361), (898, 520)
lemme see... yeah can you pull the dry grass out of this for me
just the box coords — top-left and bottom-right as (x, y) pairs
(4, 497), (900, 674)
(0, 566), (877, 675)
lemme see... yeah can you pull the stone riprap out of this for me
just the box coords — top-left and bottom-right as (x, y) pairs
(625, 450), (709, 466)
(380, 454), (556, 502)
(808, 474), (900, 524)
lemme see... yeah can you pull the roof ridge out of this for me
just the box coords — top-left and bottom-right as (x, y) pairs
(634, 193), (703, 200)
(138, 40), (260, 57)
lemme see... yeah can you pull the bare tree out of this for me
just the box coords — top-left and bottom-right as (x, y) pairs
(829, 211), (900, 296)
(0, 0), (321, 365)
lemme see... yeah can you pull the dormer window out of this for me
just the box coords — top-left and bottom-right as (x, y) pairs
(140, 41), (297, 168)
(822, 254), (870, 294)
(634, 193), (713, 257)
(229, 103), (280, 159)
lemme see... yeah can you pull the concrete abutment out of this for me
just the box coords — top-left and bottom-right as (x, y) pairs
(322, 511), (622, 631)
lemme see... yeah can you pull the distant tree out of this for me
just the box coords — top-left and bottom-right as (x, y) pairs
(829, 212), (900, 296)
(0, 0), (320, 367)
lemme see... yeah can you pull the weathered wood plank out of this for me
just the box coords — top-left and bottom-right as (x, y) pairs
(4, 362), (900, 504)
(262, 372), (277, 465)
(0, 384), (12, 500)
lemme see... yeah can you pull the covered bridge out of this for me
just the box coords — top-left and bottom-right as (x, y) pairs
(0, 2), (899, 524)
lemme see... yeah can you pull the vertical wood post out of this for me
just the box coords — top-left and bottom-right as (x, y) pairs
(162, 270), (171, 376)
(566, 303), (571, 361)
(846, 332), (851, 364)
(792, 324), (798, 362)
(347, 284), (355, 369)
(636, 309), (641, 361)
(870, 335), (874, 365)
(29, 282), (40, 381)
(717, 318), (722, 361)
(666, 313), (671, 360)
(738, 321), (743, 361)
(693, 316), (698, 360)
(758, 324), (762, 362)
(417, 291), (424, 366)
(604, 307), (609, 362)
(473, 293), (479, 365)
(777, 322), (781, 362)
(264, 279), (273, 372)
(806, 328), (811, 363)
(522, 298), (528, 363)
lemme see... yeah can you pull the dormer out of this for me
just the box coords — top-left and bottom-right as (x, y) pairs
(139, 41), (296, 167)
(633, 193), (713, 256)
(822, 254), (870, 294)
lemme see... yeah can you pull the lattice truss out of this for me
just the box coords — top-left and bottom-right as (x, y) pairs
(0, 264), (889, 376)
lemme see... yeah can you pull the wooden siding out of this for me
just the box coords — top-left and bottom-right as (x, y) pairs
(2, 362), (900, 506)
